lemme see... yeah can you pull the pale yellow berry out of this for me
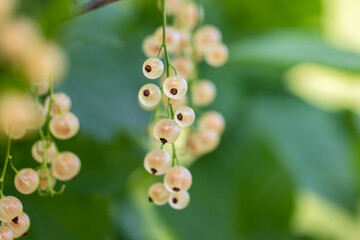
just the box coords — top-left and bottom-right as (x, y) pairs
(37, 169), (56, 191)
(45, 92), (72, 116)
(49, 112), (80, 140)
(187, 130), (220, 156)
(31, 140), (57, 164)
(3, 124), (26, 140)
(199, 111), (225, 134)
(205, 43), (229, 67)
(0, 226), (13, 240)
(162, 96), (187, 111)
(14, 168), (40, 195)
(3, 212), (30, 238)
(164, 166), (192, 193)
(142, 35), (162, 58)
(144, 150), (171, 175)
(154, 26), (180, 53)
(172, 57), (193, 79)
(51, 152), (81, 181)
(138, 84), (161, 108)
(174, 106), (195, 128)
(143, 57), (164, 79)
(163, 75), (188, 99)
(0, 196), (23, 223)
(148, 183), (170, 206)
(194, 25), (222, 53)
(26, 103), (46, 130)
(191, 80), (216, 106)
(178, 3), (199, 30)
(169, 191), (190, 210)
(153, 119), (181, 144)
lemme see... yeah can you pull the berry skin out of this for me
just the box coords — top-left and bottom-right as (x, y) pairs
(3, 124), (26, 140)
(194, 25), (222, 53)
(169, 191), (190, 210)
(172, 57), (193, 79)
(199, 111), (225, 134)
(144, 150), (171, 175)
(153, 119), (181, 144)
(174, 106), (195, 128)
(27, 103), (46, 130)
(45, 92), (72, 116)
(164, 166), (192, 193)
(51, 152), (81, 181)
(187, 130), (220, 156)
(163, 75), (188, 99)
(138, 84), (161, 108)
(205, 43), (229, 67)
(0, 196), (23, 223)
(191, 80), (216, 107)
(142, 35), (162, 58)
(31, 139), (57, 164)
(37, 169), (56, 191)
(3, 212), (30, 238)
(142, 58), (164, 79)
(162, 95), (187, 111)
(0, 226), (13, 240)
(148, 183), (170, 206)
(14, 168), (40, 195)
(154, 26), (180, 53)
(49, 112), (80, 140)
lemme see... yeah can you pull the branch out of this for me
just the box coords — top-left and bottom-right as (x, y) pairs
(65, 0), (121, 21)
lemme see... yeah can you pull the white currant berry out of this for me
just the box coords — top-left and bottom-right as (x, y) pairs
(172, 57), (194, 79)
(148, 183), (170, 206)
(0, 226), (13, 240)
(0, 196), (23, 223)
(45, 92), (71, 116)
(191, 80), (216, 106)
(154, 26), (180, 53)
(199, 111), (225, 134)
(174, 106), (195, 128)
(179, 3), (199, 30)
(153, 119), (181, 144)
(3, 124), (26, 140)
(144, 150), (171, 175)
(138, 84), (161, 108)
(194, 25), (222, 53)
(162, 95), (187, 111)
(49, 112), (80, 140)
(178, 30), (191, 51)
(14, 168), (40, 195)
(142, 35), (162, 58)
(163, 75), (188, 99)
(164, 166), (192, 193)
(26, 103), (46, 130)
(37, 169), (56, 191)
(199, 130), (220, 153)
(51, 152), (81, 181)
(31, 139), (57, 164)
(142, 58), (164, 79)
(205, 43), (229, 67)
(3, 212), (30, 238)
(169, 191), (190, 210)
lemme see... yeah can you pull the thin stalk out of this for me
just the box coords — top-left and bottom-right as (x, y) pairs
(0, 131), (12, 198)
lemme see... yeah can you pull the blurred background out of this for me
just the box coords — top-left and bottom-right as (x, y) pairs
(1, 0), (360, 239)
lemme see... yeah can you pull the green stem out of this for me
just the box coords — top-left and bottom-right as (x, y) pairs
(0, 131), (12, 198)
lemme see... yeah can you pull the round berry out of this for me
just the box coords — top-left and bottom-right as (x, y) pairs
(138, 84), (161, 108)
(163, 75), (188, 99)
(37, 168), (56, 191)
(199, 111), (225, 134)
(14, 168), (40, 195)
(0, 196), (23, 223)
(162, 96), (187, 111)
(191, 80), (216, 107)
(194, 25), (222, 53)
(153, 119), (181, 144)
(148, 183), (170, 206)
(172, 57), (193, 79)
(142, 58), (164, 79)
(45, 92), (72, 116)
(31, 139), (57, 164)
(205, 43), (229, 67)
(169, 191), (190, 210)
(26, 103), (46, 130)
(154, 26), (180, 53)
(174, 106), (195, 128)
(3, 124), (26, 140)
(142, 35), (163, 58)
(144, 150), (171, 175)
(0, 226), (13, 240)
(197, 130), (221, 154)
(51, 152), (81, 181)
(164, 166), (192, 193)
(3, 212), (30, 238)
(49, 112), (80, 140)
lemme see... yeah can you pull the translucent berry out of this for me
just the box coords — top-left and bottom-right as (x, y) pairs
(174, 106), (195, 128)
(169, 191), (190, 210)
(138, 84), (161, 108)
(144, 150), (171, 175)
(3, 212), (30, 238)
(26, 103), (46, 130)
(148, 183), (170, 206)
(205, 43), (229, 67)
(31, 139), (57, 164)
(14, 168), (40, 195)
(172, 57), (194, 79)
(194, 25), (222, 52)
(191, 80), (216, 107)
(179, 3), (200, 30)
(142, 58), (164, 79)
(0, 226), (13, 240)
(162, 96), (187, 111)
(51, 152), (81, 181)
(153, 119), (181, 144)
(3, 124), (26, 140)
(199, 111), (225, 134)
(163, 76), (188, 99)
(164, 166), (192, 193)
(142, 35), (162, 58)
(0, 196), (23, 223)
(154, 26), (180, 53)
(37, 169), (56, 191)
(49, 112), (80, 140)
(198, 130), (221, 154)
(45, 92), (71, 116)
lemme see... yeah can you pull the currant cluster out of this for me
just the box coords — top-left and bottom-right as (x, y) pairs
(139, 0), (227, 210)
